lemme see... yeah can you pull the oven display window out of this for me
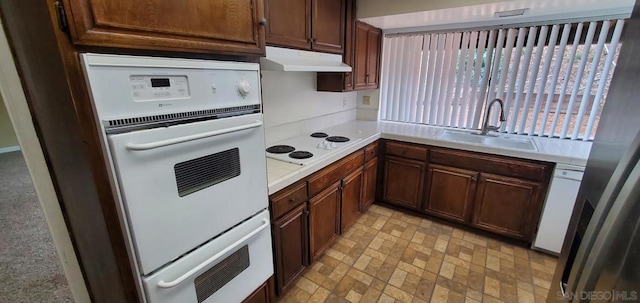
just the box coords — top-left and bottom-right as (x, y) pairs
(151, 78), (171, 87)
(129, 75), (189, 100)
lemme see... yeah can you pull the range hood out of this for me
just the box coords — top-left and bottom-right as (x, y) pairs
(260, 46), (352, 72)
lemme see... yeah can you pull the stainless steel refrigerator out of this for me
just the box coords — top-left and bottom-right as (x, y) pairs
(549, 1), (640, 302)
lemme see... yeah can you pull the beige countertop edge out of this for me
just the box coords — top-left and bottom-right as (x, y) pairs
(266, 121), (591, 195)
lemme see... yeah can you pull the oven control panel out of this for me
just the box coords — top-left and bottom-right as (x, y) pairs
(82, 53), (261, 121)
(130, 75), (189, 101)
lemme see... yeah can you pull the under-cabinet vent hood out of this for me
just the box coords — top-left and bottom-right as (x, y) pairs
(260, 46), (352, 72)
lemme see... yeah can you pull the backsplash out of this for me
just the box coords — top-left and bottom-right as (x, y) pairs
(261, 71), (357, 144)
(356, 89), (380, 121)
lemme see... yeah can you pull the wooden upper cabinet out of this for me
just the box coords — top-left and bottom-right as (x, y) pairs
(424, 165), (478, 224)
(264, 0), (343, 53)
(264, 0), (311, 50)
(366, 29), (381, 87)
(311, 0), (345, 54)
(340, 168), (363, 233)
(63, 0), (266, 55)
(353, 23), (369, 90)
(354, 21), (382, 90)
(472, 173), (543, 241)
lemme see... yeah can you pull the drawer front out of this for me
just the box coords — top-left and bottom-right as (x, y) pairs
(364, 141), (379, 162)
(429, 148), (549, 182)
(270, 182), (308, 219)
(385, 141), (428, 161)
(308, 151), (364, 197)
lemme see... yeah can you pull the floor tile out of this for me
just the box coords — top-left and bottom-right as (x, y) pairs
(278, 205), (557, 303)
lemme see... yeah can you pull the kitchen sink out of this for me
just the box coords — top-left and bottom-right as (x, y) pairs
(439, 130), (537, 151)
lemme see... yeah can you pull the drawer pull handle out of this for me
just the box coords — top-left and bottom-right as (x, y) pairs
(156, 218), (269, 289)
(288, 198), (295, 203)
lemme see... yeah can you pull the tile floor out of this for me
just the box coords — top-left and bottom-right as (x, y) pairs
(278, 205), (558, 303)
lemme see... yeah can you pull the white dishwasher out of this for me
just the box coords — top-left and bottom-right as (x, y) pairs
(533, 164), (584, 254)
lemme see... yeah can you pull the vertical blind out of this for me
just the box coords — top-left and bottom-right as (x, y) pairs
(379, 19), (625, 140)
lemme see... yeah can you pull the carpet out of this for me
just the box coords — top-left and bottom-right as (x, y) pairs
(0, 151), (73, 302)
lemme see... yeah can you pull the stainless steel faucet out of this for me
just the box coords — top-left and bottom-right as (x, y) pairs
(479, 98), (507, 135)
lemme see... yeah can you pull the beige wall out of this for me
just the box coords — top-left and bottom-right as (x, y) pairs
(356, 0), (507, 19)
(0, 94), (18, 149)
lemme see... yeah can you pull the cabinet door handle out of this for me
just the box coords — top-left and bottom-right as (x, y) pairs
(288, 198), (295, 203)
(259, 18), (268, 26)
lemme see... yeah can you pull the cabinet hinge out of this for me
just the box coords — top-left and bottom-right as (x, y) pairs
(54, 1), (69, 33)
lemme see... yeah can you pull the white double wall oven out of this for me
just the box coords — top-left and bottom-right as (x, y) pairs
(81, 54), (272, 303)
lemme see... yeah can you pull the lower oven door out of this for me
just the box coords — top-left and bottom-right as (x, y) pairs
(142, 210), (273, 303)
(107, 113), (269, 274)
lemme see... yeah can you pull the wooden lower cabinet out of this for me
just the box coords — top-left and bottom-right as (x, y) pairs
(361, 158), (378, 212)
(341, 168), (363, 233)
(272, 203), (309, 294)
(309, 182), (341, 261)
(382, 155), (426, 210)
(472, 173), (543, 240)
(424, 164), (478, 224)
(242, 276), (275, 303)
(379, 140), (552, 242)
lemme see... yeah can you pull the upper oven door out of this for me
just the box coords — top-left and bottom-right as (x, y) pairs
(107, 113), (268, 275)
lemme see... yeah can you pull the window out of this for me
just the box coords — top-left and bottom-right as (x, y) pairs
(379, 19), (625, 140)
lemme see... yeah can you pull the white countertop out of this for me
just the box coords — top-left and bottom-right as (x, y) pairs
(266, 120), (592, 194)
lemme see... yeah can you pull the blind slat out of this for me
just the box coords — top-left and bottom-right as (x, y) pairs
(528, 24), (560, 135)
(423, 35), (439, 124)
(458, 31), (479, 127)
(450, 32), (471, 126)
(539, 23), (572, 137)
(584, 20), (625, 140)
(416, 35), (431, 123)
(507, 26), (538, 133)
(473, 30), (498, 128)
(571, 20), (611, 139)
(491, 29), (517, 125)
(466, 30), (488, 128)
(500, 28), (527, 132)
(398, 36), (413, 122)
(487, 29), (506, 125)
(427, 34), (444, 124)
(549, 22), (584, 137)
(560, 21), (598, 138)
(428, 34), (447, 124)
(381, 36), (395, 120)
(517, 25), (548, 134)
(442, 33), (462, 126)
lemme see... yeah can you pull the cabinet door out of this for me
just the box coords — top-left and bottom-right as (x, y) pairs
(272, 204), (309, 295)
(65, 0), (266, 55)
(309, 183), (341, 261)
(265, 0), (311, 49)
(341, 168), (363, 233)
(472, 173), (542, 241)
(365, 28), (381, 88)
(353, 22), (369, 90)
(382, 156), (426, 210)
(242, 277), (274, 303)
(361, 158), (378, 212)
(311, 0), (345, 54)
(424, 165), (477, 224)
(343, 0), (356, 90)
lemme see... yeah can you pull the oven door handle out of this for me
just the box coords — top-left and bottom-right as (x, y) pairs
(156, 218), (270, 289)
(125, 120), (263, 151)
